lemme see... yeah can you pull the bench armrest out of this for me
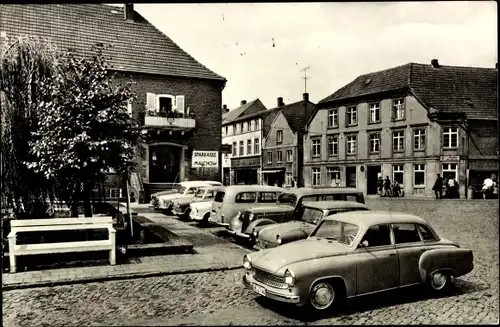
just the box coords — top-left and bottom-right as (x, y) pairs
(7, 231), (17, 239)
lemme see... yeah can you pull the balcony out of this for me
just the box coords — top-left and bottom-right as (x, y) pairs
(141, 110), (196, 130)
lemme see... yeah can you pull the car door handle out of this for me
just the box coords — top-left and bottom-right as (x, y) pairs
(388, 253), (396, 257)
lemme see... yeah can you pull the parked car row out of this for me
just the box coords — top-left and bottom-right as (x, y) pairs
(151, 181), (475, 313)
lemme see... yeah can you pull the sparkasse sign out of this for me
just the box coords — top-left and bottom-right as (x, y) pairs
(192, 151), (219, 168)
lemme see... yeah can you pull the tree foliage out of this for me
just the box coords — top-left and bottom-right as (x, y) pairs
(25, 43), (142, 217)
(0, 36), (59, 218)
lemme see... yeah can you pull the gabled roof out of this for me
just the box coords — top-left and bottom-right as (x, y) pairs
(0, 4), (226, 82)
(318, 62), (497, 120)
(279, 100), (317, 133)
(222, 99), (267, 125)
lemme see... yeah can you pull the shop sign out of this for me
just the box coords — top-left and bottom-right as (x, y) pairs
(192, 151), (219, 168)
(231, 156), (260, 168)
(441, 155), (460, 162)
(222, 153), (231, 168)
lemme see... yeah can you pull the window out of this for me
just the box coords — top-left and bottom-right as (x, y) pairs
(392, 99), (405, 120)
(250, 120), (255, 131)
(232, 142), (237, 156)
(240, 123), (244, 133)
(414, 164), (425, 186)
(109, 188), (122, 199)
(326, 167), (341, 186)
(235, 124), (240, 134)
(368, 133), (380, 153)
(346, 107), (357, 125)
(242, 122), (247, 133)
(443, 127), (459, 148)
(417, 224), (437, 242)
(328, 109), (338, 128)
(267, 151), (272, 164)
(346, 135), (357, 155)
(246, 139), (252, 155)
(276, 130), (283, 144)
(258, 192), (277, 203)
(285, 172), (293, 186)
(413, 128), (426, 150)
(214, 191), (225, 203)
(235, 192), (257, 203)
(286, 150), (293, 162)
(393, 165), (404, 184)
(442, 163), (458, 180)
(228, 125), (233, 135)
(312, 138), (321, 158)
(328, 135), (338, 156)
(393, 130), (404, 152)
(368, 103), (380, 123)
(239, 141), (244, 156)
(224, 126), (228, 136)
(277, 151), (283, 163)
(312, 168), (321, 186)
(256, 119), (261, 130)
(360, 224), (392, 247)
(254, 138), (260, 154)
(393, 224), (421, 244)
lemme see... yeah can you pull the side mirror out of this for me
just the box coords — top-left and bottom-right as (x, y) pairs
(359, 240), (369, 248)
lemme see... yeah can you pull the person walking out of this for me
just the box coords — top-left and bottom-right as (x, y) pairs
(377, 176), (384, 196)
(383, 176), (392, 197)
(432, 174), (443, 199)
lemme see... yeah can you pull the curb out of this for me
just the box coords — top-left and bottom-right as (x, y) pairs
(2, 264), (243, 291)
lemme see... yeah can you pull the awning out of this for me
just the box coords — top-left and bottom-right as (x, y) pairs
(261, 170), (284, 174)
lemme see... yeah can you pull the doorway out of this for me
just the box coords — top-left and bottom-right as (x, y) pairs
(346, 166), (357, 188)
(149, 145), (181, 183)
(367, 165), (382, 194)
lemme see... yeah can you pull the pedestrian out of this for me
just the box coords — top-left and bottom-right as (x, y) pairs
(447, 176), (457, 198)
(481, 174), (496, 199)
(383, 176), (392, 197)
(377, 176), (384, 196)
(392, 180), (401, 197)
(432, 174), (443, 199)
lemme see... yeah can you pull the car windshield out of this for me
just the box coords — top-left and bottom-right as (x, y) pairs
(299, 207), (324, 224)
(311, 219), (360, 246)
(194, 189), (205, 199)
(173, 185), (182, 193)
(186, 187), (198, 195)
(177, 186), (186, 194)
(278, 193), (297, 206)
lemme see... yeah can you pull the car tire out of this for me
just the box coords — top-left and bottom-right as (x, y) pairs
(307, 280), (344, 313)
(200, 213), (210, 226)
(427, 271), (452, 293)
(181, 208), (191, 221)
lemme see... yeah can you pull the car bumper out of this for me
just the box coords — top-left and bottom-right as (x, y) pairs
(172, 209), (184, 215)
(243, 273), (300, 304)
(227, 227), (250, 239)
(189, 212), (203, 221)
(208, 213), (229, 227)
(227, 218), (250, 238)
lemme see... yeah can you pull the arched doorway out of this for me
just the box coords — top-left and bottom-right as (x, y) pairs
(149, 144), (181, 183)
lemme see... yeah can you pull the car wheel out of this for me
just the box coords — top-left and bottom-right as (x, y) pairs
(308, 281), (338, 312)
(200, 213), (210, 226)
(181, 208), (191, 221)
(427, 271), (451, 293)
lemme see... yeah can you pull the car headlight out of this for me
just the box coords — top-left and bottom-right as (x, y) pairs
(243, 255), (252, 270)
(249, 213), (254, 221)
(276, 235), (282, 245)
(284, 269), (295, 286)
(252, 228), (258, 237)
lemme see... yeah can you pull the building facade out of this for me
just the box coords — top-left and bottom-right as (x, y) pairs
(221, 99), (270, 185)
(262, 93), (317, 187)
(1, 4), (227, 201)
(304, 60), (498, 198)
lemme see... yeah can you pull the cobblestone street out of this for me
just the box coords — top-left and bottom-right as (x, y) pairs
(3, 199), (499, 326)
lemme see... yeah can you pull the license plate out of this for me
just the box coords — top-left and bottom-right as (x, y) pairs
(253, 284), (266, 296)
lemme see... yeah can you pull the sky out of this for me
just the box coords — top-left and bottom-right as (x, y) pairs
(115, 2), (497, 110)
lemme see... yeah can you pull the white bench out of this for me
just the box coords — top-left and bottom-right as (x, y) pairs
(7, 216), (116, 273)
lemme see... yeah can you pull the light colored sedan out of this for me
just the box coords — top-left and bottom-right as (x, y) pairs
(242, 211), (474, 312)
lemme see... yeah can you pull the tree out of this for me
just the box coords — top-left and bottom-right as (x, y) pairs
(1, 36), (59, 218)
(26, 43), (142, 217)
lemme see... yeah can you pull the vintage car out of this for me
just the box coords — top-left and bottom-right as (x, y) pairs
(254, 201), (369, 249)
(153, 181), (222, 212)
(171, 186), (221, 219)
(242, 211), (474, 312)
(189, 197), (216, 224)
(209, 185), (285, 226)
(226, 187), (365, 244)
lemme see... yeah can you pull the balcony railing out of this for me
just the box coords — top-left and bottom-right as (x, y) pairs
(141, 110), (196, 129)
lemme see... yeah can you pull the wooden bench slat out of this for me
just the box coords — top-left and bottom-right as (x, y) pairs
(11, 217), (113, 227)
(14, 240), (113, 255)
(11, 224), (114, 233)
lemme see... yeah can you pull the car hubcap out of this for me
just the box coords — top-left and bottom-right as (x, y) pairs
(431, 272), (448, 290)
(310, 283), (335, 310)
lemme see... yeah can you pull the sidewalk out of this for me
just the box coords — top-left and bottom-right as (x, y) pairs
(2, 209), (250, 290)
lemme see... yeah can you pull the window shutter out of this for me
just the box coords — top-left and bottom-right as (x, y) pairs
(175, 95), (185, 114)
(146, 93), (156, 111)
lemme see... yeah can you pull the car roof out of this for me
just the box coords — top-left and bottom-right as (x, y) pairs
(323, 211), (430, 227)
(220, 185), (284, 192)
(302, 201), (368, 210)
(198, 185), (223, 191)
(181, 181), (222, 187)
(283, 187), (363, 197)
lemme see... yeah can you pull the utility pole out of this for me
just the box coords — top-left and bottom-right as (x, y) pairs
(300, 65), (311, 93)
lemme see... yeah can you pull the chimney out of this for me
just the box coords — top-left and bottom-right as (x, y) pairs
(431, 59), (440, 68)
(222, 104), (227, 110)
(240, 100), (247, 105)
(124, 3), (134, 21)
(277, 97), (284, 107)
(303, 93), (309, 102)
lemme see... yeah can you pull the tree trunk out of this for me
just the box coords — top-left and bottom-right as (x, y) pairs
(83, 182), (93, 218)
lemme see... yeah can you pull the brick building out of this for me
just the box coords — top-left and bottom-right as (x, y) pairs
(304, 60), (498, 198)
(1, 4), (226, 201)
(262, 93), (316, 187)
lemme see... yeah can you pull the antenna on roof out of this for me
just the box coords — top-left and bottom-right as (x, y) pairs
(300, 65), (311, 93)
